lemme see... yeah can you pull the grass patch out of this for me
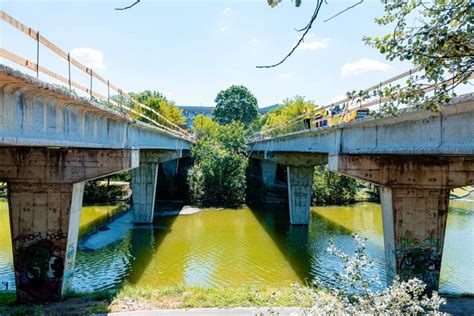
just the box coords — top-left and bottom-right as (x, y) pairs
(109, 284), (314, 312)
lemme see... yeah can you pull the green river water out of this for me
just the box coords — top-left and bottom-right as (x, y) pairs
(0, 198), (472, 294)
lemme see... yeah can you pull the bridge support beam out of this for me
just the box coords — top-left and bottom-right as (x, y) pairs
(330, 154), (474, 291)
(0, 147), (138, 303)
(260, 160), (277, 188)
(287, 166), (314, 225)
(131, 150), (182, 224)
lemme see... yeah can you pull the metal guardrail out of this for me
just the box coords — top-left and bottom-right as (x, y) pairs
(0, 10), (194, 142)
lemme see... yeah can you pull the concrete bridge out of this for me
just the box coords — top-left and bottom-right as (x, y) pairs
(249, 93), (474, 291)
(0, 64), (193, 303)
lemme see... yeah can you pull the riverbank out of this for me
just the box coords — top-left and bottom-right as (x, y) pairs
(0, 285), (315, 314)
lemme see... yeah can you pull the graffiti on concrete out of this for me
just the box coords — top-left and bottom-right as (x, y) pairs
(62, 242), (77, 293)
(396, 238), (442, 289)
(13, 230), (67, 301)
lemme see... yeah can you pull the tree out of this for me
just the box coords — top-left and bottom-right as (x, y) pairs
(130, 90), (185, 126)
(264, 0), (472, 111)
(363, 0), (473, 111)
(312, 165), (358, 205)
(213, 85), (258, 127)
(191, 114), (220, 138)
(188, 121), (248, 207)
(261, 96), (317, 135)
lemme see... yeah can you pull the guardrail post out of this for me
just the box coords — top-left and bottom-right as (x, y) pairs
(89, 69), (93, 99)
(36, 31), (40, 78)
(67, 52), (71, 91)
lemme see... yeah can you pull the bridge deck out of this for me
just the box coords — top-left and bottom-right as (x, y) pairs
(249, 93), (474, 156)
(0, 65), (192, 150)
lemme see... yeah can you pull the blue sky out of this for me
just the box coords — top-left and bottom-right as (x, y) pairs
(1, 0), (413, 107)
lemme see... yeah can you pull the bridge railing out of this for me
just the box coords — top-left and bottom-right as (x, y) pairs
(251, 64), (472, 142)
(0, 10), (194, 142)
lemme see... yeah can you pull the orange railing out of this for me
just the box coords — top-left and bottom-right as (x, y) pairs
(0, 10), (194, 141)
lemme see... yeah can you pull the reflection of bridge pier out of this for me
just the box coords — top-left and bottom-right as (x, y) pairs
(249, 94), (474, 291)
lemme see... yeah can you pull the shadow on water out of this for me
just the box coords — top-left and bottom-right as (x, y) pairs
(121, 202), (181, 286)
(248, 203), (356, 285)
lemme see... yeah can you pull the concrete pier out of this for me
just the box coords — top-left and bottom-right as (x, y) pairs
(330, 154), (474, 290)
(0, 147), (138, 302)
(287, 166), (314, 225)
(260, 160), (277, 188)
(130, 150), (182, 224)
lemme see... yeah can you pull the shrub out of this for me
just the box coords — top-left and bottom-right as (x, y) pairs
(303, 235), (446, 315)
(83, 181), (127, 204)
(188, 121), (248, 207)
(312, 166), (358, 205)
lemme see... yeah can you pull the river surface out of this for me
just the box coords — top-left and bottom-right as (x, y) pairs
(0, 197), (472, 294)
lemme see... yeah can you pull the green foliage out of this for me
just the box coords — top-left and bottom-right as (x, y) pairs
(362, 0), (473, 112)
(83, 181), (127, 204)
(213, 85), (258, 127)
(312, 166), (358, 205)
(262, 96), (317, 135)
(0, 183), (6, 199)
(130, 90), (185, 126)
(188, 121), (248, 207)
(191, 114), (220, 138)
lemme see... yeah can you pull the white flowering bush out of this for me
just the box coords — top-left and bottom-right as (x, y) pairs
(300, 234), (446, 315)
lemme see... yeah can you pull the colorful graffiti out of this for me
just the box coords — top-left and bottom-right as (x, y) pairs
(13, 230), (67, 301)
(396, 239), (442, 290)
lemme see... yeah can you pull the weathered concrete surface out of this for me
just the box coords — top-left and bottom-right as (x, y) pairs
(287, 166), (314, 225)
(131, 150), (182, 223)
(260, 160), (277, 188)
(249, 93), (474, 156)
(0, 64), (192, 150)
(252, 152), (327, 167)
(330, 154), (474, 291)
(0, 147), (138, 303)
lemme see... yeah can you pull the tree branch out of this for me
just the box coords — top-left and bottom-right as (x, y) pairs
(115, 0), (140, 10)
(256, 0), (324, 69)
(324, 0), (364, 23)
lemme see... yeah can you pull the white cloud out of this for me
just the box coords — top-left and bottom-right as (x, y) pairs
(279, 72), (295, 80)
(220, 26), (229, 32)
(296, 35), (329, 51)
(70, 48), (105, 70)
(341, 58), (391, 77)
(223, 7), (232, 15)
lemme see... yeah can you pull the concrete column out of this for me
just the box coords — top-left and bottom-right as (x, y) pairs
(330, 154), (474, 291)
(0, 147), (138, 302)
(131, 163), (159, 223)
(287, 166), (314, 225)
(381, 187), (449, 290)
(161, 159), (179, 177)
(130, 150), (182, 224)
(8, 182), (84, 302)
(260, 160), (277, 188)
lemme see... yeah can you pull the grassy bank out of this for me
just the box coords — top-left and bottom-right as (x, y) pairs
(0, 284), (315, 314)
